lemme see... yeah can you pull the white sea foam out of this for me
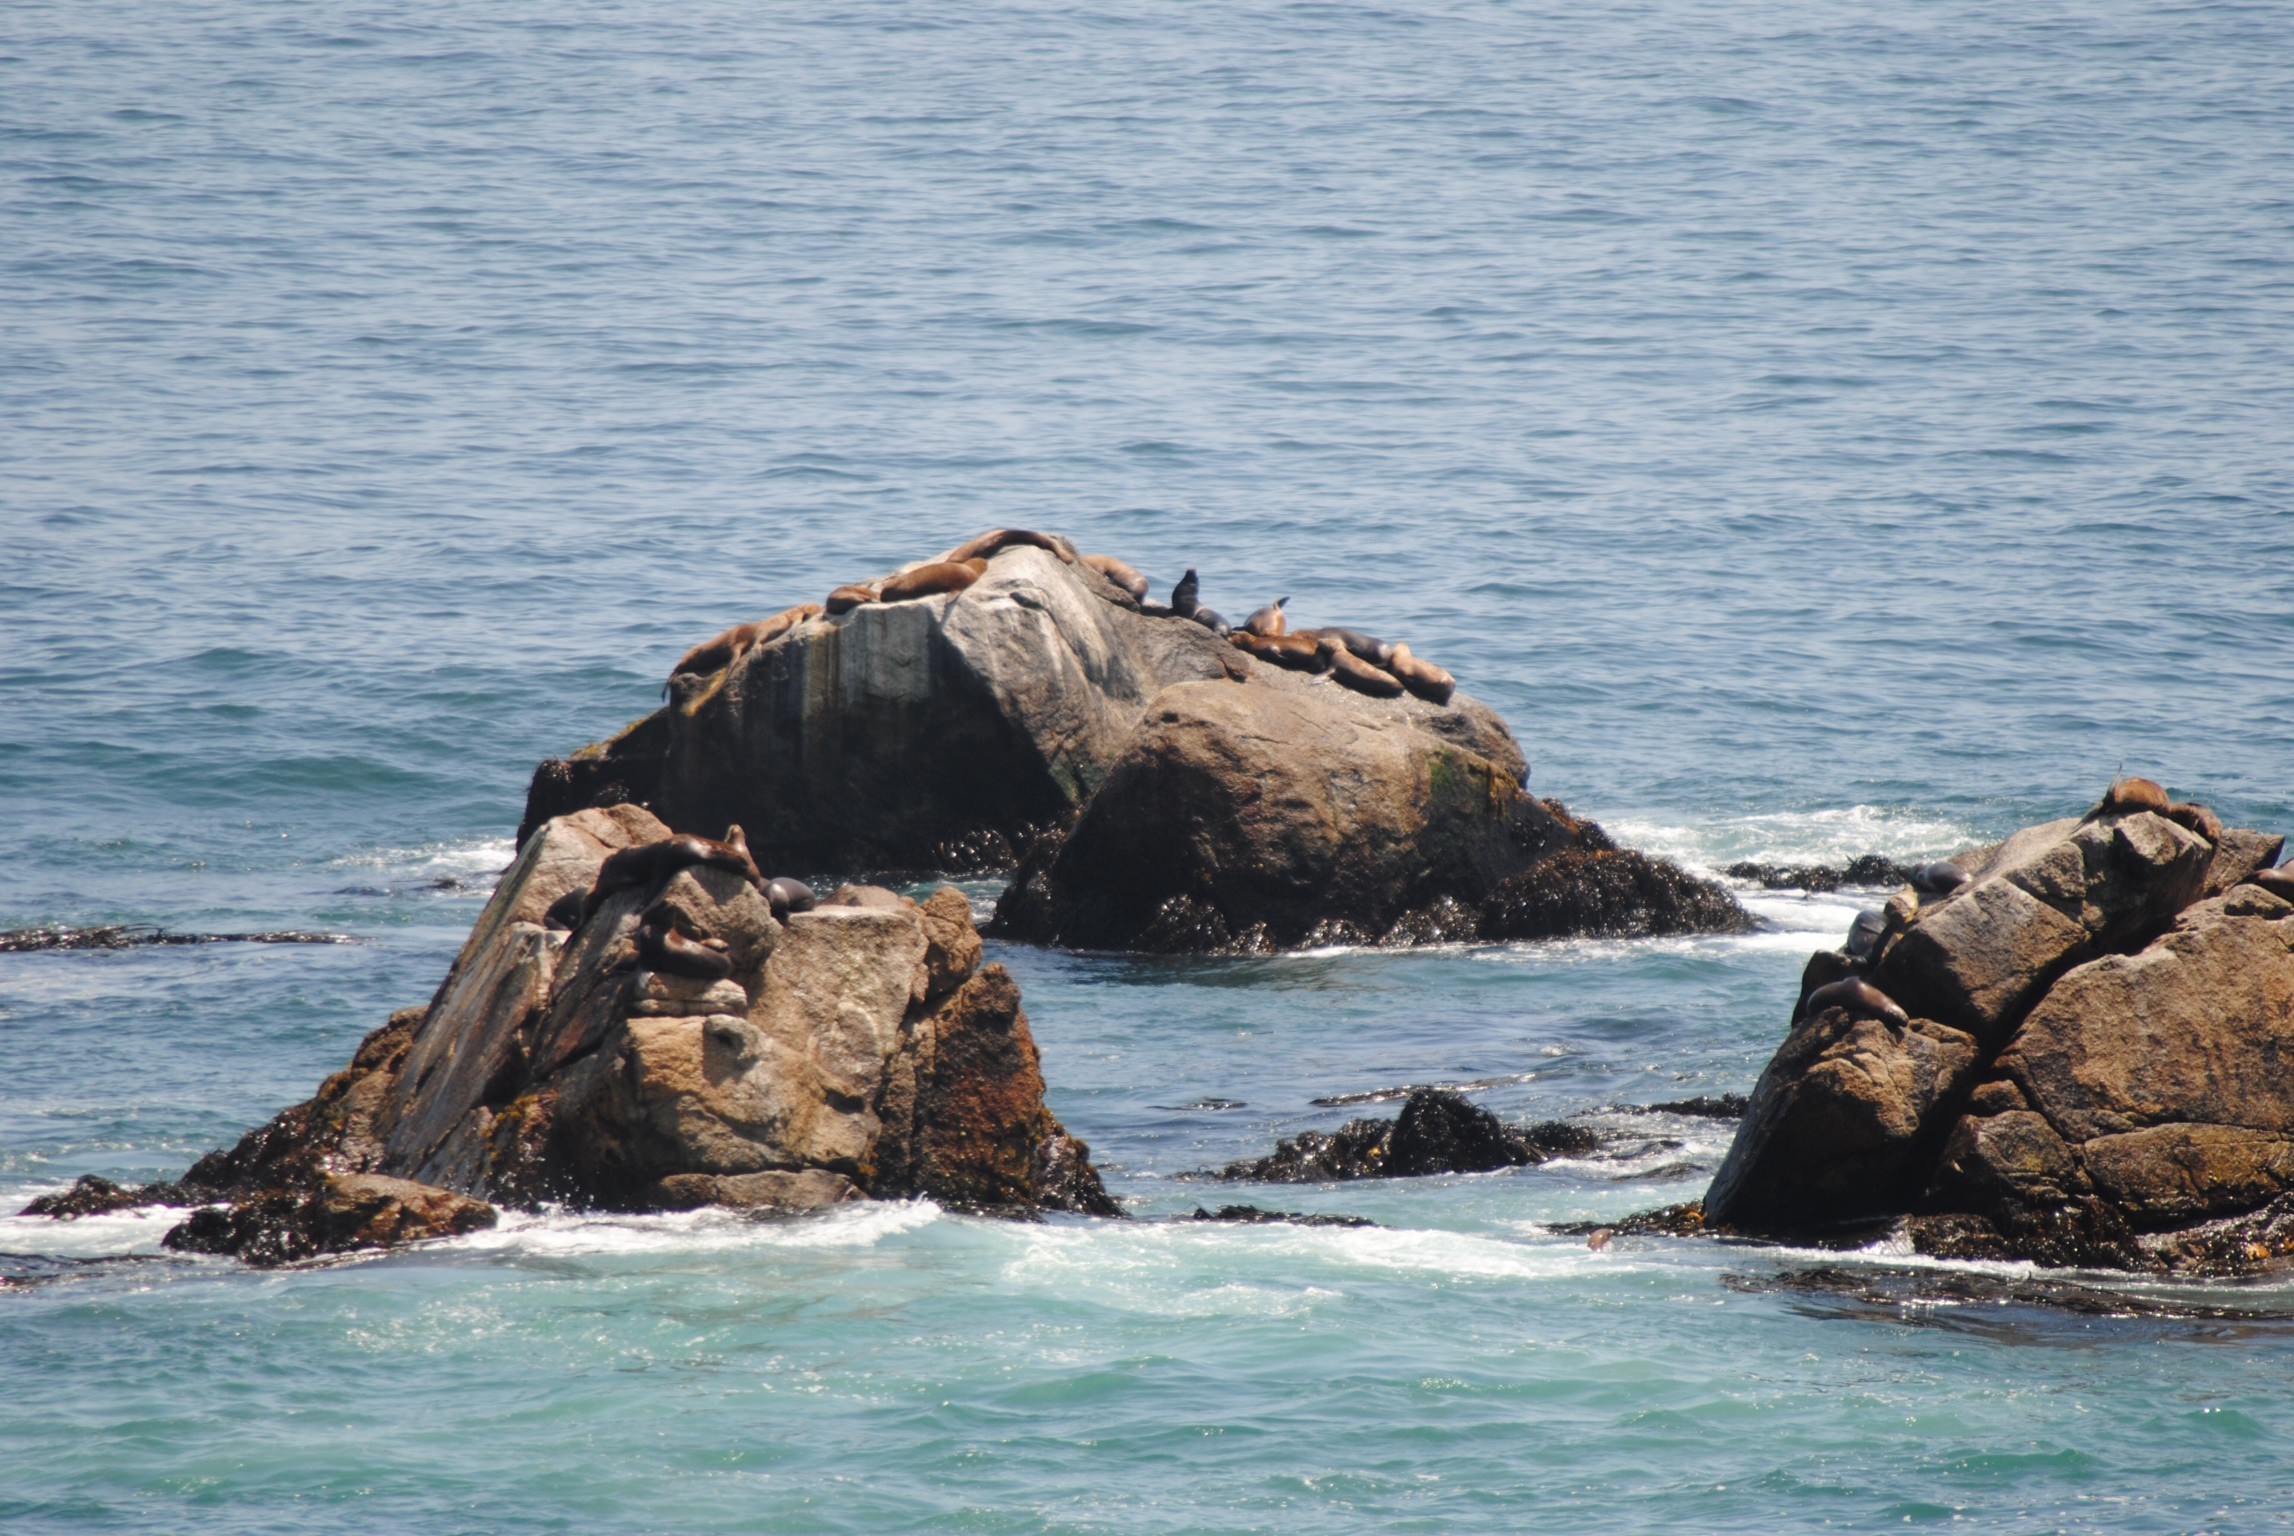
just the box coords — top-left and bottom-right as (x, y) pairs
(454, 1198), (943, 1258)
(1607, 805), (1979, 877)
(332, 836), (518, 885)
(0, 1199), (180, 1259)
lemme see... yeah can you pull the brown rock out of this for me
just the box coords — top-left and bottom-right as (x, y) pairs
(162, 1173), (496, 1268)
(2081, 1124), (2294, 1228)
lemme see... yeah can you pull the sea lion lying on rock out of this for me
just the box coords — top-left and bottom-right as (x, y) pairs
(1801, 976), (1913, 1031)
(1082, 554), (1150, 601)
(945, 528), (1077, 565)
(583, 827), (765, 922)
(634, 909), (734, 981)
(1320, 641), (1405, 697)
(2086, 776), (2172, 819)
(824, 584), (880, 615)
(765, 877), (816, 920)
(1301, 626), (1397, 668)
(1385, 643), (1456, 704)
(662, 602), (823, 693)
(1241, 598), (1289, 637)
(880, 559), (988, 603)
(1231, 631), (1326, 671)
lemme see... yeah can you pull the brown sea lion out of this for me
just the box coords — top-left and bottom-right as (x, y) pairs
(751, 601), (823, 649)
(1241, 597), (1290, 638)
(1804, 977), (1913, 1031)
(1230, 631), (1326, 672)
(824, 583), (880, 615)
(879, 558), (989, 603)
(2167, 801), (2224, 844)
(1082, 553), (1150, 601)
(1300, 626), (1396, 668)
(944, 529), (1077, 565)
(1320, 642), (1405, 697)
(1385, 643), (1456, 705)
(665, 620), (764, 692)
(635, 917), (733, 981)
(2244, 865), (2294, 901)
(1189, 605), (1231, 637)
(589, 827), (766, 914)
(2086, 777), (2171, 820)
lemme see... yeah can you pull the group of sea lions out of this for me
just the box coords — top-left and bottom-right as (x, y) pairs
(1161, 568), (1458, 704)
(659, 527), (1461, 710)
(542, 823), (817, 981)
(1806, 776), (2287, 1033)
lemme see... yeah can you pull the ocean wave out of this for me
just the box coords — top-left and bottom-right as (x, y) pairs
(456, 1198), (944, 1258)
(1607, 805), (1979, 874)
(330, 836), (516, 887)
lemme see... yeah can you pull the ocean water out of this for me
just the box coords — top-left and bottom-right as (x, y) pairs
(5, 1), (2294, 1530)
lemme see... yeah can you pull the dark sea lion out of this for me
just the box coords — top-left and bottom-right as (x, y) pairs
(1189, 605), (1232, 638)
(1384, 643), (1457, 705)
(824, 583), (880, 615)
(2167, 802), (2224, 844)
(635, 917), (733, 981)
(1844, 907), (1886, 961)
(1908, 860), (1970, 896)
(1230, 631), (1326, 672)
(1804, 977), (1913, 1031)
(2086, 777), (2171, 820)
(945, 529), (1078, 565)
(1321, 642), (1405, 697)
(1170, 568), (1199, 618)
(765, 877), (816, 920)
(1082, 553), (1150, 601)
(879, 559), (988, 603)
(589, 827), (766, 913)
(1301, 626), (1396, 667)
(543, 888), (589, 933)
(1241, 597), (1290, 638)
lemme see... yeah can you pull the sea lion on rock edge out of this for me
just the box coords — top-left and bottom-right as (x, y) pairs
(588, 827), (766, 915)
(2167, 802), (2224, 844)
(1908, 861), (1970, 897)
(751, 601), (823, 648)
(1241, 598), (1290, 638)
(824, 584), (880, 615)
(1170, 568), (1199, 618)
(635, 916), (734, 981)
(665, 620), (762, 694)
(1384, 643), (1456, 705)
(2085, 777), (2171, 820)
(1803, 977), (1913, 1032)
(945, 529), (1078, 565)
(1320, 642), (1405, 697)
(1844, 907), (1886, 961)
(543, 888), (589, 932)
(1231, 631), (1326, 672)
(1082, 553), (1150, 601)
(765, 877), (816, 920)
(1189, 606), (1232, 637)
(879, 559), (988, 603)
(2244, 865), (2294, 901)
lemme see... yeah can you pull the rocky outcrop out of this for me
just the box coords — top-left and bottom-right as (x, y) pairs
(520, 535), (1747, 951)
(34, 805), (1118, 1264)
(1702, 788), (2294, 1274)
(1212, 1089), (1598, 1182)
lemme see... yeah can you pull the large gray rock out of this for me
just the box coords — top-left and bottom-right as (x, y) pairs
(1702, 791), (2294, 1274)
(519, 533), (1748, 951)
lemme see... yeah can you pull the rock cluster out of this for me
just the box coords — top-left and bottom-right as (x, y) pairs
(520, 531), (1746, 952)
(26, 803), (1114, 1265)
(1212, 1089), (1597, 1182)
(1702, 784), (2294, 1274)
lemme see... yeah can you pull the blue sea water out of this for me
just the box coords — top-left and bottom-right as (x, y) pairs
(5, 1), (2294, 1530)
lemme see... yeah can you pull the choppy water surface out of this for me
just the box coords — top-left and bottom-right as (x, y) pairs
(5, 2), (2293, 1531)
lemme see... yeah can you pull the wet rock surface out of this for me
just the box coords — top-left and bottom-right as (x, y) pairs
(521, 534), (1747, 952)
(1698, 789), (2294, 1275)
(1211, 1089), (1599, 1183)
(0, 925), (351, 952)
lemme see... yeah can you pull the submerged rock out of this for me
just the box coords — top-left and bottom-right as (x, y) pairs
(1700, 789), (2294, 1275)
(162, 1174), (496, 1268)
(520, 535), (1746, 951)
(1213, 1089), (1597, 1182)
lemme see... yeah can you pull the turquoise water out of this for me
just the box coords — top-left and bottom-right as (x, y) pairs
(5, 1), (2294, 1530)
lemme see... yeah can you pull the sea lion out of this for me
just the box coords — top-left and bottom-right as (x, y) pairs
(1230, 631), (1326, 672)
(1241, 597), (1290, 638)
(589, 827), (766, 914)
(1170, 568), (1199, 618)
(543, 888), (589, 933)
(765, 877), (816, 920)
(635, 917), (733, 981)
(1804, 977), (1913, 1031)
(2168, 801), (2224, 844)
(1301, 626), (1396, 667)
(665, 620), (762, 693)
(1844, 907), (1886, 961)
(1908, 860), (1970, 896)
(1384, 643), (1456, 705)
(1586, 1228), (1615, 1253)
(824, 583), (880, 615)
(879, 558), (988, 603)
(2086, 777), (2171, 820)
(1082, 553), (1150, 602)
(751, 601), (823, 649)
(1189, 605), (1232, 638)
(2244, 865), (2294, 901)
(944, 529), (1077, 565)
(1320, 642), (1405, 697)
